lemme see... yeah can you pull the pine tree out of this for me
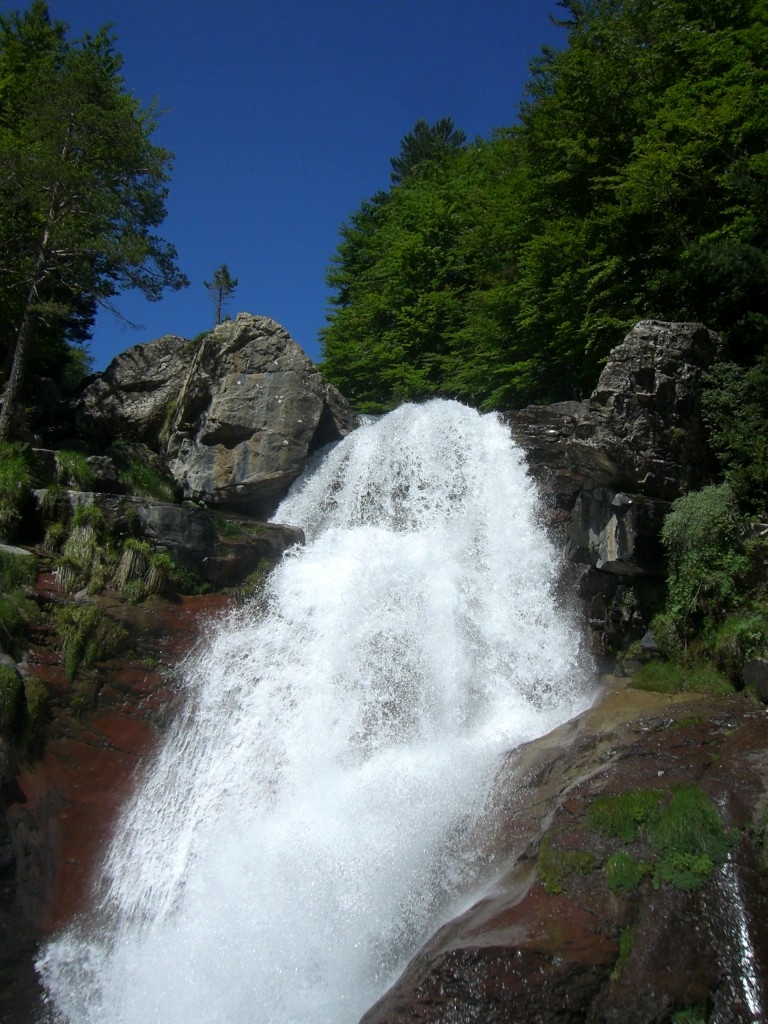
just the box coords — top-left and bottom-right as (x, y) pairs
(204, 264), (239, 325)
(0, 1), (188, 440)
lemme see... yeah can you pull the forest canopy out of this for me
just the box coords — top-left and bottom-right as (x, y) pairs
(320, 0), (768, 413)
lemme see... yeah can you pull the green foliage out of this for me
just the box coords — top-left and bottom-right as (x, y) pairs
(54, 450), (94, 489)
(0, 1), (188, 439)
(0, 442), (31, 539)
(630, 660), (732, 696)
(589, 786), (735, 893)
(652, 787), (736, 891)
(537, 832), (595, 895)
(322, 0), (768, 412)
(117, 461), (175, 501)
(612, 925), (637, 979)
(204, 263), (238, 325)
(671, 1009), (707, 1024)
(702, 357), (768, 513)
(52, 603), (128, 680)
(0, 664), (23, 732)
(605, 852), (651, 893)
(23, 674), (49, 726)
(0, 591), (40, 658)
(0, 545), (36, 589)
(589, 789), (666, 843)
(660, 484), (748, 642)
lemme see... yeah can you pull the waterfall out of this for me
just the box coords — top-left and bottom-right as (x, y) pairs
(37, 399), (593, 1024)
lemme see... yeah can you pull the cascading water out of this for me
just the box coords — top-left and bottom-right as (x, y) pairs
(37, 399), (593, 1024)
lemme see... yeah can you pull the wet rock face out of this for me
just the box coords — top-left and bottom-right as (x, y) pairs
(360, 689), (768, 1024)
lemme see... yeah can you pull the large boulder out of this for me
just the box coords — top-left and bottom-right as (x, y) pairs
(163, 314), (356, 516)
(76, 333), (194, 447)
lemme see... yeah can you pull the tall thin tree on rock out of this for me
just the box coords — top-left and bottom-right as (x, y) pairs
(204, 264), (238, 325)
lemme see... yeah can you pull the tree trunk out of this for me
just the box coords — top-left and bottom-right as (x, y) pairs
(0, 227), (51, 442)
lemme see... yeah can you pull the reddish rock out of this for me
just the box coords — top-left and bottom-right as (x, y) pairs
(361, 687), (768, 1024)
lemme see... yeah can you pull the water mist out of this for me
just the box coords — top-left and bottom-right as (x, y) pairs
(37, 400), (592, 1024)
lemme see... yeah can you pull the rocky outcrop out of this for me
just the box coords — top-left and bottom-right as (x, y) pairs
(76, 313), (357, 517)
(506, 321), (720, 653)
(360, 684), (768, 1024)
(31, 489), (303, 587)
(162, 314), (356, 516)
(75, 333), (194, 447)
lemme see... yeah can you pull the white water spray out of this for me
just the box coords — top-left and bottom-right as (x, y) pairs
(37, 400), (592, 1024)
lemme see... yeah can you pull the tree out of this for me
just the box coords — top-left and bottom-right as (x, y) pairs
(389, 117), (466, 185)
(0, 1), (188, 440)
(204, 263), (238, 325)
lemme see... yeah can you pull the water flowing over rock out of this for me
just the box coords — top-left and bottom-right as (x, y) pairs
(36, 400), (593, 1024)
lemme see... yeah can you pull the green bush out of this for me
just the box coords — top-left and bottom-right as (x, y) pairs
(0, 547), (36, 590)
(661, 484), (747, 639)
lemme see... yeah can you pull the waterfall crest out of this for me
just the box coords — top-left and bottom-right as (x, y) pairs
(38, 400), (592, 1024)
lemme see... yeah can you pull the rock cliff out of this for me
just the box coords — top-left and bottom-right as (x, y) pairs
(507, 320), (720, 655)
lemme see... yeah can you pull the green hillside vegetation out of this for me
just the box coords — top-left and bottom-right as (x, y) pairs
(321, 0), (768, 415)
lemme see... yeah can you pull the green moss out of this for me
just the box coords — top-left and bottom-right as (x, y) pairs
(537, 832), (595, 895)
(605, 852), (651, 893)
(588, 789), (666, 843)
(611, 924), (637, 979)
(630, 660), (732, 696)
(652, 787), (736, 891)
(589, 786), (736, 894)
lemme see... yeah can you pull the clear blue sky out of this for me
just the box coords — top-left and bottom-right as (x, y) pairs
(42, 0), (566, 369)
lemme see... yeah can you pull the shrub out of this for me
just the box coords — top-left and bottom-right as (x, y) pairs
(660, 484), (748, 641)
(0, 547), (36, 590)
